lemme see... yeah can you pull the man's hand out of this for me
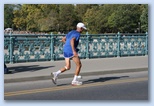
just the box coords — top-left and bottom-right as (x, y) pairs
(73, 51), (78, 57)
(61, 36), (66, 43)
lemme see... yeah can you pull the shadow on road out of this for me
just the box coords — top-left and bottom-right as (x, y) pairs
(8, 65), (54, 73)
(83, 76), (129, 84)
(57, 76), (129, 86)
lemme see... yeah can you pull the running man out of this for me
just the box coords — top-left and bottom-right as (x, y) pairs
(51, 22), (87, 86)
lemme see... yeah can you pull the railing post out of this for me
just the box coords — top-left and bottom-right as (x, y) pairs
(145, 32), (148, 55)
(86, 32), (89, 59)
(50, 32), (54, 61)
(9, 32), (13, 63)
(117, 32), (120, 57)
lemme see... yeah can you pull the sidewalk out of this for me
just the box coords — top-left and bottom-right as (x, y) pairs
(4, 56), (148, 83)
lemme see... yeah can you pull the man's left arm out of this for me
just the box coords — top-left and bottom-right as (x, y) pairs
(70, 37), (78, 57)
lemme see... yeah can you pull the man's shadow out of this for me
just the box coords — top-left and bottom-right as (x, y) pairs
(57, 76), (129, 86)
(83, 76), (129, 84)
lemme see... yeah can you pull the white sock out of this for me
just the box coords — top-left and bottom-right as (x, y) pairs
(56, 70), (61, 76)
(72, 75), (77, 82)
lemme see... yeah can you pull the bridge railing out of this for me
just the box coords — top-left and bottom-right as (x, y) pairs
(4, 32), (148, 63)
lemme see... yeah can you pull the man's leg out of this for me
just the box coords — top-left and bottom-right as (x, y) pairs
(60, 58), (71, 73)
(71, 56), (82, 85)
(51, 58), (71, 84)
(72, 56), (82, 76)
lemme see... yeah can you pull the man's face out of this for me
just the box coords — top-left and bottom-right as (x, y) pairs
(79, 27), (84, 33)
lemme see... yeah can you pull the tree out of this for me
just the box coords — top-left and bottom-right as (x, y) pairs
(83, 6), (100, 34)
(75, 4), (92, 22)
(37, 4), (59, 32)
(13, 4), (28, 31)
(140, 4), (148, 32)
(25, 4), (41, 31)
(107, 4), (142, 33)
(97, 4), (119, 33)
(13, 4), (59, 32)
(59, 4), (77, 33)
(9, 4), (147, 34)
(38, 10), (58, 32)
(4, 4), (15, 29)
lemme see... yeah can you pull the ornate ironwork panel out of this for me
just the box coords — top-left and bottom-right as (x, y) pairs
(53, 35), (65, 60)
(88, 34), (118, 58)
(120, 33), (148, 56)
(5, 35), (52, 63)
(4, 32), (148, 63)
(78, 35), (87, 59)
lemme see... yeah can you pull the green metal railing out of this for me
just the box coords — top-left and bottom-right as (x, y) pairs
(4, 32), (148, 63)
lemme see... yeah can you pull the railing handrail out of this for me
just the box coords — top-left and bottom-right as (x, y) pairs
(4, 33), (147, 36)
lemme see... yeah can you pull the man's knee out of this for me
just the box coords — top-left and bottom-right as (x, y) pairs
(78, 62), (82, 68)
(65, 66), (71, 70)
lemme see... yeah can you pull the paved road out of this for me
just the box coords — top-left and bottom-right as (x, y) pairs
(4, 56), (148, 100)
(4, 71), (148, 100)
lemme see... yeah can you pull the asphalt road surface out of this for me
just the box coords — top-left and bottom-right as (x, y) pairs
(4, 71), (148, 100)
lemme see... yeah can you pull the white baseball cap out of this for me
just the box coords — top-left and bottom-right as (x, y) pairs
(77, 22), (87, 30)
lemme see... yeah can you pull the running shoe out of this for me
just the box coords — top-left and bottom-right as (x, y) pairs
(77, 75), (82, 79)
(71, 81), (83, 86)
(51, 72), (58, 84)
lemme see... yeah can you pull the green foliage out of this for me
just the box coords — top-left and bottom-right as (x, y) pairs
(4, 4), (148, 34)
(83, 5), (100, 34)
(97, 4), (119, 33)
(107, 4), (142, 33)
(140, 4), (148, 32)
(4, 4), (16, 29)
(58, 4), (78, 32)
(75, 4), (92, 22)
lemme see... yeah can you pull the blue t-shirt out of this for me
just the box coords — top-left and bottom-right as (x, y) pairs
(63, 30), (80, 53)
